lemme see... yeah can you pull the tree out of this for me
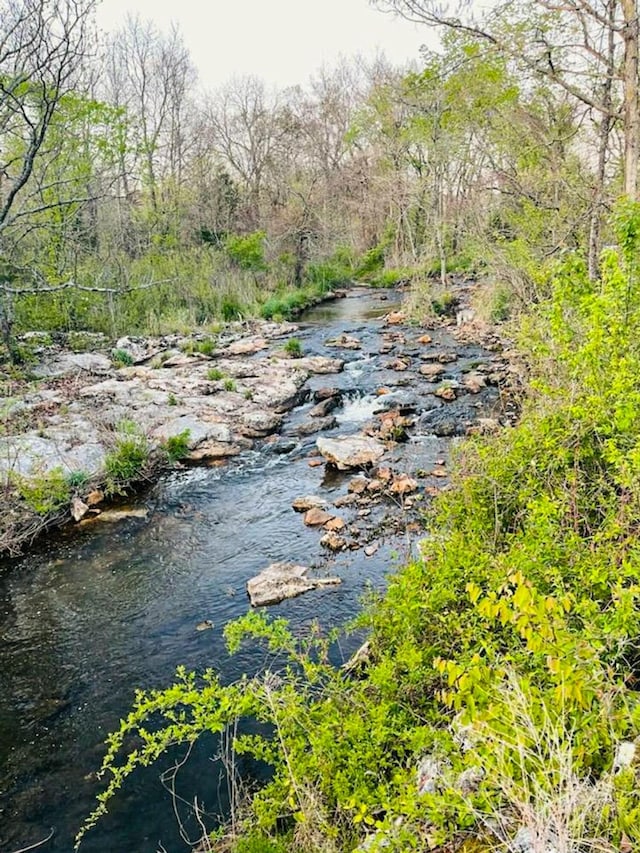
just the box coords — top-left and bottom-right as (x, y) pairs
(376, 0), (640, 275)
(0, 0), (96, 356)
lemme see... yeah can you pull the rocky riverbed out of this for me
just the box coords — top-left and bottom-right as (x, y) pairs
(0, 285), (523, 853)
(0, 286), (520, 559)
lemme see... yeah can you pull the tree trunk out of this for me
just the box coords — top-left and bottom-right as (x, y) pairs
(588, 0), (616, 280)
(621, 0), (639, 200)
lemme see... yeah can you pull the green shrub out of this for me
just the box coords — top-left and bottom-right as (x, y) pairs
(220, 295), (244, 321)
(161, 429), (191, 462)
(66, 470), (89, 490)
(167, 392), (178, 406)
(489, 284), (512, 322)
(207, 367), (224, 381)
(354, 243), (386, 279)
(225, 231), (267, 271)
(367, 268), (412, 287)
(13, 467), (70, 515)
(305, 261), (350, 290)
(223, 378), (237, 392)
(111, 348), (133, 368)
(194, 338), (216, 356)
(283, 337), (303, 358)
(431, 290), (458, 316)
(103, 427), (149, 496)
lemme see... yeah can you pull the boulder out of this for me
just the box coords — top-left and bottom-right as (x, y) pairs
(304, 507), (335, 526)
(462, 372), (487, 394)
(151, 416), (232, 446)
(320, 531), (347, 551)
(334, 493), (358, 508)
(348, 476), (370, 494)
(115, 336), (162, 364)
(434, 385), (456, 401)
(247, 562), (341, 607)
(188, 441), (244, 461)
(419, 363), (446, 379)
(314, 387), (341, 401)
(226, 336), (267, 355)
(389, 475), (418, 495)
(294, 416), (337, 437)
(292, 495), (329, 512)
(240, 410), (283, 438)
(317, 435), (386, 470)
(293, 356), (345, 374)
(309, 395), (340, 418)
(33, 352), (112, 379)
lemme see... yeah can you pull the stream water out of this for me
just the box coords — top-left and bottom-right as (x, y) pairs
(0, 288), (503, 853)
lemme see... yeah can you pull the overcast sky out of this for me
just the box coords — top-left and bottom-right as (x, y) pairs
(95, 0), (432, 89)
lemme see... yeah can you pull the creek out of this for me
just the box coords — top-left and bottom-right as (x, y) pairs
(0, 288), (506, 852)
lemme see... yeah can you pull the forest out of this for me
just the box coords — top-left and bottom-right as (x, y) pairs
(1, 0), (633, 348)
(3, 0), (640, 852)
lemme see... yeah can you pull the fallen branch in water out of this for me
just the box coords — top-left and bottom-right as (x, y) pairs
(8, 827), (55, 853)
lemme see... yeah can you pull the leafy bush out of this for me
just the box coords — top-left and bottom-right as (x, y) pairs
(354, 243), (386, 279)
(111, 348), (133, 368)
(283, 337), (303, 358)
(367, 268), (412, 288)
(305, 261), (351, 290)
(226, 231), (267, 271)
(207, 367), (224, 381)
(431, 290), (458, 316)
(223, 378), (237, 392)
(161, 430), (191, 462)
(103, 425), (149, 496)
(221, 295), (244, 321)
(13, 467), (70, 515)
(66, 470), (89, 490)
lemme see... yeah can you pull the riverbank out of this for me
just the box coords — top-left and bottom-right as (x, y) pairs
(1, 301), (350, 557)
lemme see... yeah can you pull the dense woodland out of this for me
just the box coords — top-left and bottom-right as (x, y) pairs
(5, 0), (640, 851)
(2, 0), (638, 351)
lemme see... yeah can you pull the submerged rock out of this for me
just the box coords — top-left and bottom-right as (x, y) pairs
(317, 435), (386, 470)
(247, 562), (341, 607)
(325, 333), (361, 350)
(82, 507), (148, 523)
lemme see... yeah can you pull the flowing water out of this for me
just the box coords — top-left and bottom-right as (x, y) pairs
(0, 288), (502, 853)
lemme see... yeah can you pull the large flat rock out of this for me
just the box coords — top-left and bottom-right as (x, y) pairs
(247, 562), (341, 607)
(316, 435), (386, 470)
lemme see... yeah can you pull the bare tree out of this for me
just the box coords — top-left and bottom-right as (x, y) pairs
(103, 16), (196, 216)
(0, 0), (96, 356)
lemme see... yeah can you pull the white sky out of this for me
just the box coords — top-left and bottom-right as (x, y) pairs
(95, 0), (432, 90)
